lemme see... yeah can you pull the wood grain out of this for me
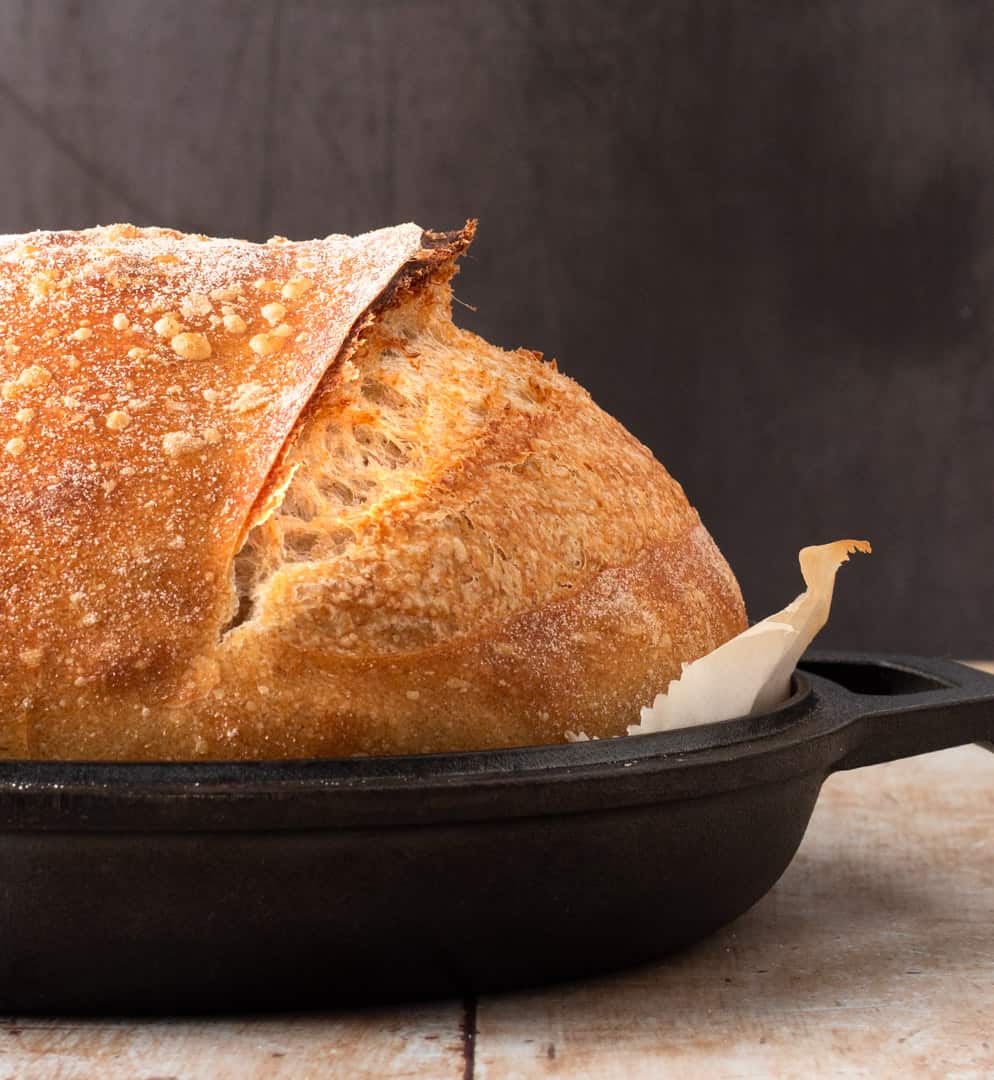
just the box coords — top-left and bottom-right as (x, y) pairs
(475, 745), (994, 1079)
(0, 1006), (465, 1080)
(0, 669), (991, 1078)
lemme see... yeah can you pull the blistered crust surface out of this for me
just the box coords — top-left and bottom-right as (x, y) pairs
(1, 222), (746, 760)
(0, 222), (430, 754)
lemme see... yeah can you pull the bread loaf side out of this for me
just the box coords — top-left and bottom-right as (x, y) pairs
(0, 222), (745, 759)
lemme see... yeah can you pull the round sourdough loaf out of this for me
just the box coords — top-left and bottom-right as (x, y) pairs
(0, 221), (746, 759)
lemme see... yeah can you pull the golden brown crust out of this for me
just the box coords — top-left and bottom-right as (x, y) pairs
(0, 222), (454, 755)
(0, 221), (746, 760)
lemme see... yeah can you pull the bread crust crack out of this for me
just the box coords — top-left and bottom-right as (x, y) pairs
(0, 220), (745, 759)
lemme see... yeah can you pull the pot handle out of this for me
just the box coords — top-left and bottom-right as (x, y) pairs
(799, 652), (994, 772)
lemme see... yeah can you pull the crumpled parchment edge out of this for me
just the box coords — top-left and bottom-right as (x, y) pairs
(624, 539), (871, 736)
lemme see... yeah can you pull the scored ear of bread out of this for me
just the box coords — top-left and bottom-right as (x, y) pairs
(0, 222), (465, 755)
(0, 222), (746, 760)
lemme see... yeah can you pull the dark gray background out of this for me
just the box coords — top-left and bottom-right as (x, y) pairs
(0, 1), (990, 653)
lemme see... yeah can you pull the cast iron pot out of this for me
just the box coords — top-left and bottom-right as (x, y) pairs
(0, 651), (991, 1012)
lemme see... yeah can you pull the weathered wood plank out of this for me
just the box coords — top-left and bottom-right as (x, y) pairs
(474, 744), (994, 1078)
(0, 1003), (466, 1080)
(1, 663), (991, 1076)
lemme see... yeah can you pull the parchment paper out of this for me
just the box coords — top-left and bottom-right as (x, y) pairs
(627, 539), (871, 735)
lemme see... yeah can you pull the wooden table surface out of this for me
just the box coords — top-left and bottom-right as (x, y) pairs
(2, 669), (992, 1079)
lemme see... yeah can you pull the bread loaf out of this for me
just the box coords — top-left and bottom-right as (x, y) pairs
(0, 221), (746, 759)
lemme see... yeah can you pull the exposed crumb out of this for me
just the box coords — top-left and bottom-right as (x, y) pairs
(4, 436), (26, 457)
(102, 478), (118, 495)
(405, 689), (421, 701)
(112, 313), (130, 331)
(80, 612), (99, 627)
(68, 591), (85, 605)
(14, 407), (34, 424)
(70, 326), (92, 341)
(281, 276), (313, 300)
(273, 322), (292, 338)
(18, 647), (43, 667)
(66, 354), (81, 370)
(127, 346), (149, 359)
(249, 332), (285, 356)
(222, 313), (247, 334)
(202, 388), (221, 403)
(170, 332), (212, 360)
(105, 409), (131, 431)
(153, 313), (183, 338)
(162, 430), (206, 457)
(261, 301), (286, 326)
(203, 426), (222, 445)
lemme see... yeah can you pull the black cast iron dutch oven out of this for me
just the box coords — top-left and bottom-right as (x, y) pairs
(1, 651), (992, 1012)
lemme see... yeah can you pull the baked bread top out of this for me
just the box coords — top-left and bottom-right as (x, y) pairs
(0, 221), (746, 759)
